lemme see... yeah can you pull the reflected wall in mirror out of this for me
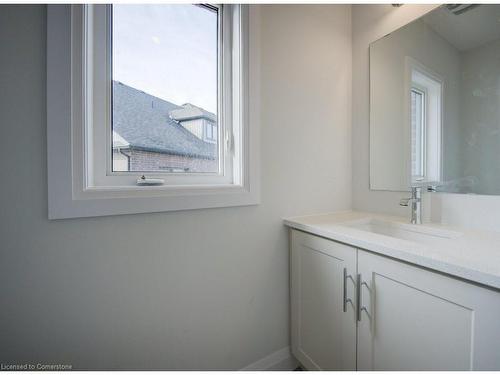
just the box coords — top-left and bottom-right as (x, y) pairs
(370, 5), (500, 195)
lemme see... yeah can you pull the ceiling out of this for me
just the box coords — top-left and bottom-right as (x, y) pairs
(423, 5), (500, 52)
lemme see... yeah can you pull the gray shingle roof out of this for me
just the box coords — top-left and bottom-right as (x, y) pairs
(112, 81), (216, 159)
(170, 103), (217, 122)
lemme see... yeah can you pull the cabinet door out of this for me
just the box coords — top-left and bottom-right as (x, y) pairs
(357, 250), (500, 370)
(290, 230), (357, 370)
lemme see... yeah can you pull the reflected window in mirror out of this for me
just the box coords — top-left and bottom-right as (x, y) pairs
(411, 88), (426, 182)
(369, 5), (500, 195)
(409, 60), (443, 186)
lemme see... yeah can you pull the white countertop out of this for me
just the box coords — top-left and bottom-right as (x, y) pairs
(284, 211), (500, 290)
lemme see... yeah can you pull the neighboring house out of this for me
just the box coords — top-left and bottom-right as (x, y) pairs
(112, 81), (218, 173)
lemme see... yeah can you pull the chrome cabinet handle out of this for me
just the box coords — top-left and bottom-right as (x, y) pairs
(343, 268), (352, 313)
(356, 273), (362, 321)
(357, 274), (370, 322)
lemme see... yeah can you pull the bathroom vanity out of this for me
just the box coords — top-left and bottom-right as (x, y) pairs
(286, 4), (500, 370)
(285, 212), (500, 371)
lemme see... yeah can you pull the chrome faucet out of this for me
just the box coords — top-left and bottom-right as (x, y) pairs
(400, 186), (422, 224)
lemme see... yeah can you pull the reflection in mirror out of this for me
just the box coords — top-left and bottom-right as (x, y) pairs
(370, 5), (500, 195)
(408, 59), (443, 186)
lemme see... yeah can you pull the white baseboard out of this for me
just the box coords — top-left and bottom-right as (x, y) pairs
(240, 346), (298, 371)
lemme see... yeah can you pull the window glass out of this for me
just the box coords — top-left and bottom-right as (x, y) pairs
(111, 4), (219, 173)
(411, 88), (425, 180)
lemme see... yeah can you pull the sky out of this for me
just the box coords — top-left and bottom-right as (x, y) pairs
(112, 4), (218, 114)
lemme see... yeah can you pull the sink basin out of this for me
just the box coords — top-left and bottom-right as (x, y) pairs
(340, 218), (462, 245)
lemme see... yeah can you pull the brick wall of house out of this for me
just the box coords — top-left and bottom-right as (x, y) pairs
(128, 149), (218, 173)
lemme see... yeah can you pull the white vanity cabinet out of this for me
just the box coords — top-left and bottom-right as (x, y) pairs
(357, 250), (500, 370)
(290, 229), (500, 371)
(290, 230), (357, 370)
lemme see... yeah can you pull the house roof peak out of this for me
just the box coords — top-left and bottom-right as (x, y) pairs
(170, 103), (216, 123)
(112, 81), (216, 159)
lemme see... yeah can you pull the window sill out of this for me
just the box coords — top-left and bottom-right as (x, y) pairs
(49, 183), (259, 219)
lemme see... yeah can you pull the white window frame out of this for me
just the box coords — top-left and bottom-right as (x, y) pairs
(404, 57), (443, 187)
(47, 4), (260, 219)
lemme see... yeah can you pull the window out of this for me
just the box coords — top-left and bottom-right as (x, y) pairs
(411, 87), (426, 181)
(46, 5), (259, 219)
(111, 5), (219, 174)
(204, 121), (217, 142)
(406, 57), (443, 186)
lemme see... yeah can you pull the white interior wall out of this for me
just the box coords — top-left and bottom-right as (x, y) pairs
(353, 4), (500, 232)
(0, 4), (352, 370)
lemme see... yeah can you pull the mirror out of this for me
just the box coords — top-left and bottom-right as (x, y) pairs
(370, 5), (500, 195)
